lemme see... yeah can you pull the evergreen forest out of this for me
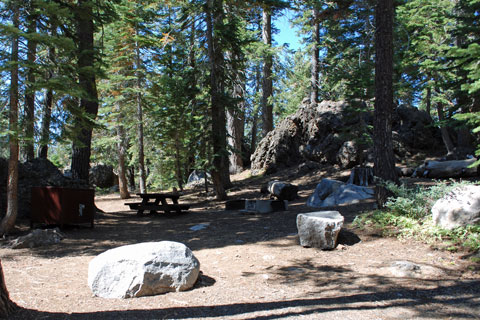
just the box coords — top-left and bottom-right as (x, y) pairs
(0, 0), (479, 219)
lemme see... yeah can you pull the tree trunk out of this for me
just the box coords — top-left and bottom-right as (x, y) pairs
(261, 7), (273, 137)
(436, 102), (455, 155)
(425, 85), (432, 118)
(0, 260), (16, 318)
(135, 31), (147, 194)
(116, 103), (130, 199)
(373, 0), (398, 207)
(174, 132), (184, 191)
(251, 63), (262, 153)
(206, 0), (227, 200)
(311, 6), (320, 104)
(1, 4), (20, 236)
(227, 54), (245, 174)
(23, 5), (37, 161)
(39, 25), (56, 159)
(71, 0), (98, 184)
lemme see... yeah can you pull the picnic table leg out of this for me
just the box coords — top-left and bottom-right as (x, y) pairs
(137, 198), (149, 216)
(171, 197), (182, 214)
(159, 198), (171, 214)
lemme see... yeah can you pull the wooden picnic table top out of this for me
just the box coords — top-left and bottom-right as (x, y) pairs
(136, 193), (180, 199)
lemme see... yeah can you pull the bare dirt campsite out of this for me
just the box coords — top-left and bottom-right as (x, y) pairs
(1, 169), (479, 320)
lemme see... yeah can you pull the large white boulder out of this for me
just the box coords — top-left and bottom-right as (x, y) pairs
(88, 241), (200, 298)
(296, 211), (344, 249)
(307, 178), (374, 208)
(432, 185), (480, 230)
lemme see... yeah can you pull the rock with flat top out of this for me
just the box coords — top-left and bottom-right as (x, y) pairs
(296, 211), (344, 249)
(88, 241), (200, 298)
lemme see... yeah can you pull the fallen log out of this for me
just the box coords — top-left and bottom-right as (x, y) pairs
(414, 158), (478, 179)
(263, 180), (299, 201)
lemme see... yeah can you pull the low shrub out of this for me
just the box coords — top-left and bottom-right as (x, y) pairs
(354, 180), (480, 252)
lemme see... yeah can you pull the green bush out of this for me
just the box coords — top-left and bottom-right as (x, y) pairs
(354, 180), (480, 252)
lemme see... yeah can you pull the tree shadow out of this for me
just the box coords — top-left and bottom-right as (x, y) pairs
(8, 280), (480, 319)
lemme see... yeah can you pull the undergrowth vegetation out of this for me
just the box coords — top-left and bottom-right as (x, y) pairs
(354, 180), (480, 253)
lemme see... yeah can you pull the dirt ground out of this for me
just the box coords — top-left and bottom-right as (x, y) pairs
(1, 168), (479, 320)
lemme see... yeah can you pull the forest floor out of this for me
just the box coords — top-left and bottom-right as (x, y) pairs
(1, 166), (479, 320)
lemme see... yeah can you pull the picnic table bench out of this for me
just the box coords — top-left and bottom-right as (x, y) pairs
(125, 193), (190, 216)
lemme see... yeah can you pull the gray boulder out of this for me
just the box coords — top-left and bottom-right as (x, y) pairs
(307, 179), (374, 208)
(186, 170), (211, 188)
(9, 228), (65, 249)
(88, 241), (200, 298)
(431, 185), (480, 229)
(90, 164), (116, 188)
(296, 211), (344, 249)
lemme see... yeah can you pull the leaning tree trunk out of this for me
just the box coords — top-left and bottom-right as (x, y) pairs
(1, 5), (20, 236)
(71, 0), (98, 184)
(261, 7), (273, 137)
(373, 0), (398, 206)
(0, 260), (16, 318)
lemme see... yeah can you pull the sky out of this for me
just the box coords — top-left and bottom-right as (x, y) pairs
(274, 10), (302, 51)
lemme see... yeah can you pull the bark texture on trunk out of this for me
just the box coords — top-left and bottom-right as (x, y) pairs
(374, 0), (398, 206)
(206, 0), (227, 200)
(1, 5), (20, 236)
(227, 66), (245, 174)
(71, 0), (98, 184)
(261, 8), (273, 137)
(436, 103), (455, 155)
(135, 34), (146, 194)
(39, 25), (56, 159)
(311, 7), (320, 104)
(23, 7), (37, 161)
(0, 260), (16, 318)
(116, 103), (130, 199)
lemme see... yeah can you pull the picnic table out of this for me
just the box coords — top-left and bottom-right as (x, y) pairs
(125, 193), (190, 216)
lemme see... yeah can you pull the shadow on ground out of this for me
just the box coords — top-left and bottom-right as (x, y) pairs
(10, 280), (480, 319)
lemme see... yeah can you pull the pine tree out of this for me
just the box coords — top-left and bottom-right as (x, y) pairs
(373, 0), (398, 206)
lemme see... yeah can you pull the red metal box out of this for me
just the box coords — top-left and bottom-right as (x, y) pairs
(31, 186), (94, 228)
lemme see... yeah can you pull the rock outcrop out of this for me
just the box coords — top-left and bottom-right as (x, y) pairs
(251, 100), (443, 174)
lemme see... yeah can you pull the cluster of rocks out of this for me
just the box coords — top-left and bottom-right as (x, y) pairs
(251, 100), (443, 174)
